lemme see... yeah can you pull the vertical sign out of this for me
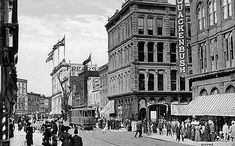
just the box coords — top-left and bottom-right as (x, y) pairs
(176, 0), (187, 75)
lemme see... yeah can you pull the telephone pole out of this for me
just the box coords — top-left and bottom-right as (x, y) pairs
(0, 0), (18, 145)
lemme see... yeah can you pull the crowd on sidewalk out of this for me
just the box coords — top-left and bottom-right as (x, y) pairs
(146, 118), (235, 143)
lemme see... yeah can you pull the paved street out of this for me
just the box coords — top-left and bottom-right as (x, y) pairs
(10, 124), (188, 146)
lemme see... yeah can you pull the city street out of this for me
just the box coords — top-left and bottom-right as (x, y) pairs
(10, 125), (188, 146)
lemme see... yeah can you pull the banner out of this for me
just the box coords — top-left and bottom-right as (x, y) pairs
(176, 0), (187, 76)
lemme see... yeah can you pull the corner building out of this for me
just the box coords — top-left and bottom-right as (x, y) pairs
(106, 0), (192, 122)
(190, 0), (235, 97)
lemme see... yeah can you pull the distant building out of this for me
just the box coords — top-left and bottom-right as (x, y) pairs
(105, 0), (192, 121)
(27, 92), (40, 115)
(16, 78), (28, 115)
(72, 68), (99, 107)
(39, 96), (51, 114)
(50, 61), (97, 114)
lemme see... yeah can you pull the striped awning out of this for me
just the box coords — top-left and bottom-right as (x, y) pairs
(179, 93), (235, 116)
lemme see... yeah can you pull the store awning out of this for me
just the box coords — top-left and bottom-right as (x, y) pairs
(100, 100), (115, 116)
(179, 93), (235, 116)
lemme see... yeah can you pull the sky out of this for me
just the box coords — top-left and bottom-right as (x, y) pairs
(17, 0), (184, 96)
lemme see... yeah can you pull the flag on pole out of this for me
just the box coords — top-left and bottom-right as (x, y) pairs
(53, 36), (65, 50)
(83, 54), (91, 65)
(46, 50), (54, 63)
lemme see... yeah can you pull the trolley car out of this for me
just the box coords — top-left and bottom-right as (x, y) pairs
(70, 107), (96, 130)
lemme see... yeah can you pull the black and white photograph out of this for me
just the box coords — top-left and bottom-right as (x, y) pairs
(0, 0), (235, 146)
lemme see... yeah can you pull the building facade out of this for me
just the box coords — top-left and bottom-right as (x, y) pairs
(72, 69), (99, 107)
(50, 61), (97, 114)
(98, 64), (109, 110)
(105, 0), (192, 121)
(27, 92), (40, 115)
(190, 0), (235, 97)
(16, 78), (28, 115)
(87, 77), (101, 107)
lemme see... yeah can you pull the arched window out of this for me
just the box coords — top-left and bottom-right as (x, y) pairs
(170, 70), (177, 91)
(209, 0), (217, 26)
(197, 3), (205, 30)
(148, 73), (154, 91)
(200, 89), (208, 96)
(211, 87), (220, 95)
(225, 85), (235, 93)
(223, 0), (232, 19)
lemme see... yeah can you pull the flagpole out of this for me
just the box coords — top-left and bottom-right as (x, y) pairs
(58, 40), (60, 65)
(64, 35), (66, 61)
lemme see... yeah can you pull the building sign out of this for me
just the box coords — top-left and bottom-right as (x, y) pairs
(171, 104), (188, 115)
(150, 111), (157, 121)
(66, 64), (97, 76)
(176, 0), (187, 75)
(91, 77), (100, 91)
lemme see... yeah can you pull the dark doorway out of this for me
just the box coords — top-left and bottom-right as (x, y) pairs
(139, 108), (146, 121)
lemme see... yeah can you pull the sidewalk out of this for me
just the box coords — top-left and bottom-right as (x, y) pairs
(146, 133), (235, 146)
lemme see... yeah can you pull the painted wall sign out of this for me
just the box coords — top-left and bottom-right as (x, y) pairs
(176, 0), (187, 75)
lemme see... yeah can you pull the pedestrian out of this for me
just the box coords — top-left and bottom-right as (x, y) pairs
(135, 121), (143, 138)
(25, 122), (34, 146)
(223, 122), (229, 141)
(52, 120), (58, 136)
(158, 120), (163, 135)
(102, 120), (108, 133)
(209, 120), (215, 142)
(180, 121), (185, 141)
(194, 124), (201, 141)
(166, 121), (172, 136)
(71, 127), (83, 146)
(176, 123), (181, 142)
(204, 121), (210, 142)
(60, 126), (72, 146)
(9, 118), (15, 138)
(230, 121), (235, 141)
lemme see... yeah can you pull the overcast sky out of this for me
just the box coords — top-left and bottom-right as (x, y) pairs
(17, 0), (184, 96)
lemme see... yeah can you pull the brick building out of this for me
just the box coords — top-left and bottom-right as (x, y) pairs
(105, 0), (192, 122)
(27, 92), (40, 115)
(190, 0), (235, 97)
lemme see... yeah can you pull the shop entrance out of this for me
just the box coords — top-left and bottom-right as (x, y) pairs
(149, 104), (167, 122)
(139, 108), (146, 121)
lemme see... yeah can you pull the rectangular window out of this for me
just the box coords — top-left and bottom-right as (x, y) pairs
(188, 45), (192, 63)
(158, 71), (164, 91)
(148, 42), (154, 62)
(180, 77), (185, 91)
(209, 2), (213, 26)
(139, 73), (145, 90)
(138, 42), (145, 61)
(138, 18), (144, 34)
(213, 0), (217, 23)
(148, 73), (154, 91)
(170, 43), (176, 63)
(228, 0), (232, 17)
(170, 19), (175, 36)
(171, 70), (177, 91)
(187, 19), (191, 37)
(223, 0), (228, 19)
(157, 43), (163, 62)
(147, 18), (153, 35)
(157, 18), (163, 35)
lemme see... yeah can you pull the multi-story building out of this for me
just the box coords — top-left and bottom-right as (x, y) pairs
(98, 64), (109, 110)
(27, 92), (40, 115)
(190, 0), (235, 97)
(72, 69), (99, 107)
(105, 0), (192, 122)
(50, 61), (97, 114)
(16, 78), (28, 115)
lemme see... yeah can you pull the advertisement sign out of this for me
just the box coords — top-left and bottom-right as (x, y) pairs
(66, 64), (97, 76)
(92, 77), (100, 91)
(171, 104), (188, 115)
(150, 111), (157, 121)
(176, 0), (187, 75)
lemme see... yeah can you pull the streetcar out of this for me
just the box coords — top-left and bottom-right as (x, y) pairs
(70, 107), (96, 130)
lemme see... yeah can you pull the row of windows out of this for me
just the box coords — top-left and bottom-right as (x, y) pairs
(138, 71), (186, 91)
(200, 85), (235, 96)
(17, 82), (27, 94)
(199, 32), (234, 73)
(138, 42), (192, 63)
(197, 0), (232, 30)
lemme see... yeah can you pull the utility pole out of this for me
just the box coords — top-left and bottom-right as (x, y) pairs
(0, 0), (18, 145)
